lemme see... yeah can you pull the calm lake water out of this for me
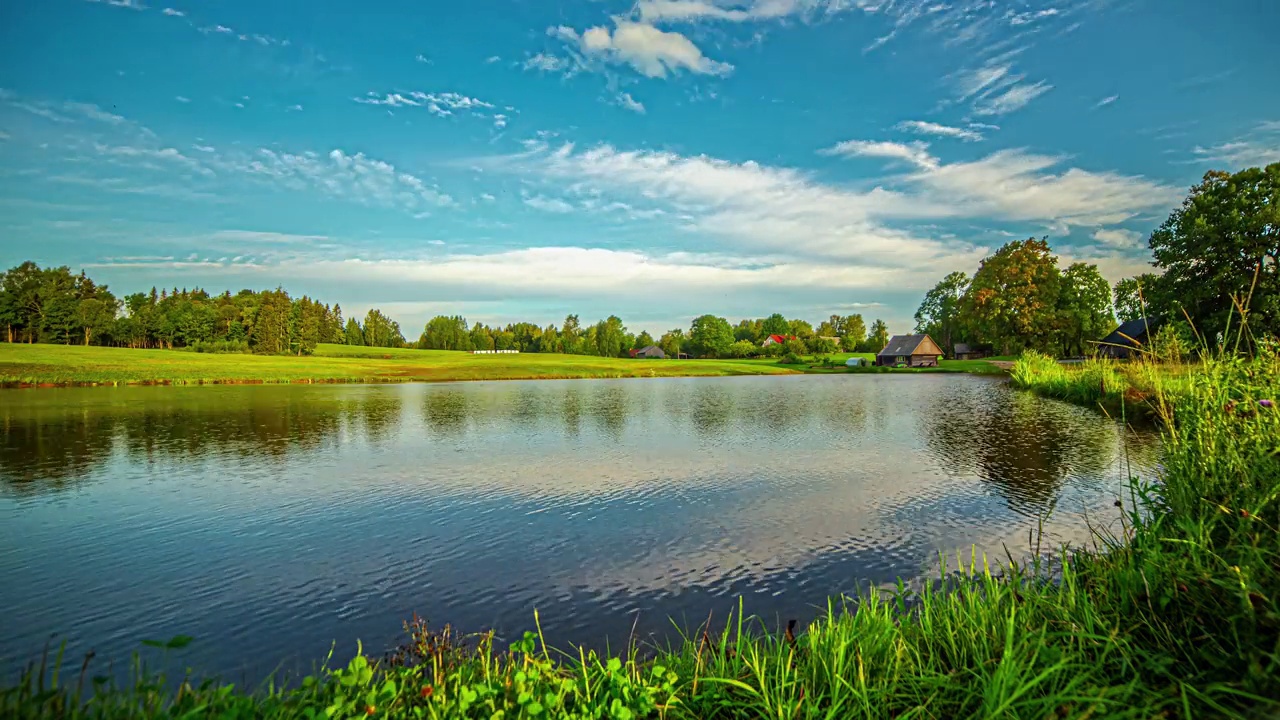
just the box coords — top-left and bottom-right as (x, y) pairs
(0, 375), (1158, 682)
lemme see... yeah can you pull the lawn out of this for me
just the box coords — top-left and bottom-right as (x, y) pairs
(0, 345), (1013, 387)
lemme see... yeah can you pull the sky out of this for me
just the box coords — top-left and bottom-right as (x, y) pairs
(1, 0), (1278, 336)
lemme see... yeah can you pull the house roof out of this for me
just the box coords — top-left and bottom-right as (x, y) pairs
(765, 334), (796, 343)
(953, 342), (972, 354)
(1100, 317), (1161, 348)
(877, 334), (943, 357)
(637, 344), (664, 354)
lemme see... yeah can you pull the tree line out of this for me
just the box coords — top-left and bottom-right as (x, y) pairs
(0, 262), (406, 355)
(0, 261), (895, 359)
(913, 163), (1280, 357)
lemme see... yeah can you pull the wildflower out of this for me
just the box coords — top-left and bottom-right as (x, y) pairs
(421, 685), (434, 699)
(1260, 399), (1274, 409)
(366, 706), (376, 716)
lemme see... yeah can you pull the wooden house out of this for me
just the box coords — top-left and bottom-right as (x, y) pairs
(875, 334), (944, 367)
(631, 345), (666, 359)
(952, 342), (986, 361)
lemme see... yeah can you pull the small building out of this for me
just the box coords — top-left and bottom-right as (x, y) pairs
(845, 357), (866, 367)
(761, 334), (797, 347)
(952, 343), (986, 361)
(875, 334), (944, 367)
(631, 345), (666, 359)
(1096, 318), (1161, 359)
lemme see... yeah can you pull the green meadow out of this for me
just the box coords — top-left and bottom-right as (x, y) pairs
(0, 344), (1006, 387)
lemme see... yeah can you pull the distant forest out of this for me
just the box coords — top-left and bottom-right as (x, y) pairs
(0, 261), (890, 359)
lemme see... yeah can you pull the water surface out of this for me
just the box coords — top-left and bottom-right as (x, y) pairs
(0, 375), (1157, 681)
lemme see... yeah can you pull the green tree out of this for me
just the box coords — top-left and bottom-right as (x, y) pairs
(633, 330), (654, 349)
(727, 339), (758, 358)
(344, 317), (365, 346)
(560, 314), (581, 354)
(1149, 164), (1280, 346)
(811, 336), (838, 354)
(251, 289), (293, 354)
(1057, 262), (1115, 357)
(734, 319), (762, 344)
(1113, 274), (1161, 323)
(593, 315), (627, 357)
(913, 271), (969, 353)
(689, 314), (734, 358)
(658, 328), (686, 358)
(841, 314), (866, 352)
(420, 315), (471, 350)
(761, 313), (789, 336)
(76, 296), (118, 346)
(864, 319), (890, 352)
(960, 237), (1062, 355)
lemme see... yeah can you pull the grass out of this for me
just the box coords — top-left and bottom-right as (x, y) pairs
(5, 341), (1278, 717)
(0, 345), (1008, 388)
(1009, 352), (1194, 420)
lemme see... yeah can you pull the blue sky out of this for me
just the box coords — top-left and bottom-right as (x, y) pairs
(1, 0), (1277, 335)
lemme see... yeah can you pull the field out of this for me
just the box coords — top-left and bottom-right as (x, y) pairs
(0, 344), (1006, 387)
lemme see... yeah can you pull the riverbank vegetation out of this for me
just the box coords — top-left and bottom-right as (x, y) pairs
(6, 342), (1278, 717)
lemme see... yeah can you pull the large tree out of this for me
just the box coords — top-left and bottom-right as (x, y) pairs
(913, 271), (969, 353)
(1057, 262), (1115, 357)
(761, 313), (789, 336)
(419, 315), (471, 351)
(689, 315), (733, 358)
(1113, 274), (1162, 323)
(1149, 164), (1280, 345)
(960, 237), (1062, 355)
(867, 319), (889, 352)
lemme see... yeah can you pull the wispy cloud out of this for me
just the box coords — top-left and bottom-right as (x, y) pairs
(971, 80), (1053, 116)
(161, 7), (184, 16)
(896, 120), (984, 142)
(616, 92), (646, 114)
(415, 53), (432, 64)
(174, 95), (191, 103)
(820, 139), (938, 169)
(524, 53), (570, 73)
(354, 91), (497, 118)
(485, 55), (502, 64)
(85, 0), (145, 10)
(522, 193), (576, 213)
(1094, 94), (1119, 108)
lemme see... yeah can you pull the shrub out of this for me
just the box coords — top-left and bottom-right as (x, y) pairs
(183, 340), (251, 354)
(778, 351), (803, 365)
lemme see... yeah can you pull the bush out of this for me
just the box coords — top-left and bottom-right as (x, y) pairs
(778, 351), (804, 365)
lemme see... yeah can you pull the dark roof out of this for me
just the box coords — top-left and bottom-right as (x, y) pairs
(635, 344), (665, 356)
(953, 343), (972, 354)
(1100, 317), (1161, 347)
(878, 334), (940, 357)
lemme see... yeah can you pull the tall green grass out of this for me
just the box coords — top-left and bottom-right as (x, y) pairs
(6, 347), (1278, 718)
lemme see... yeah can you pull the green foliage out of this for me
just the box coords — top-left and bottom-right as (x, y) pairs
(1112, 274), (1160, 323)
(1057, 262), (1115, 357)
(1149, 163), (1280, 347)
(960, 237), (1062, 355)
(689, 315), (733, 358)
(866, 318), (889, 352)
(760, 313), (789, 336)
(778, 351), (803, 365)
(344, 317), (365, 347)
(914, 271), (969, 352)
(419, 315), (471, 351)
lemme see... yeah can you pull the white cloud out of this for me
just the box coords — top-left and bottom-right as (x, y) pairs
(972, 80), (1052, 116)
(86, 0), (145, 9)
(493, 142), (1179, 275)
(616, 92), (646, 114)
(492, 114), (508, 129)
(1190, 141), (1280, 169)
(354, 91), (496, 118)
(486, 55), (502, 63)
(480, 193), (496, 202)
(523, 194), (576, 213)
(895, 120), (984, 142)
(1094, 94), (1119, 108)
(162, 7), (184, 16)
(523, 53), (569, 72)
(1091, 228), (1144, 248)
(415, 54), (432, 64)
(953, 63), (1014, 101)
(203, 25), (235, 35)
(288, 104), (303, 112)
(821, 139), (938, 169)
(175, 95), (191, 103)
(240, 148), (455, 211)
(92, 142), (213, 176)
(562, 20), (733, 78)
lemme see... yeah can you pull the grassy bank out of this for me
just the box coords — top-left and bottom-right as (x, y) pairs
(0, 344), (1006, 388)
(6, 350), (1278, 717)
(1009, 352), (1194, 420)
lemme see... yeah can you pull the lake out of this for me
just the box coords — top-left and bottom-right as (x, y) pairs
(0, 374), (1158, 683)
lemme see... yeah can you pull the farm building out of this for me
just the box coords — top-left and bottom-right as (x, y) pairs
(1096, 317), (1161, 359)
(952, 343), (987, 361)
(630, 345), (666, 359)
(761, 334), (798, 347)
(875, 334), (944, 367)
